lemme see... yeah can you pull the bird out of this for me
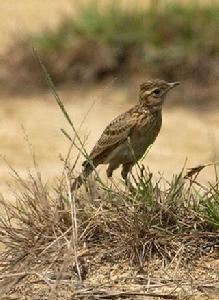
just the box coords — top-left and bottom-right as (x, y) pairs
(71, 79), (179, 191)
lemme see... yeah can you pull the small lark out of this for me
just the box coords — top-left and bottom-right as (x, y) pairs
(72, 79), (179, 190)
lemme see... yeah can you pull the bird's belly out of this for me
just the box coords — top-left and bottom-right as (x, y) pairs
(105, 132), (157, 165)
(104, 142), (133, 165)
(105, 117), (162, 165)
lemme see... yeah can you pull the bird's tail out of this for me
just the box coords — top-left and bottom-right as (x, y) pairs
(71, 161), (94, 192)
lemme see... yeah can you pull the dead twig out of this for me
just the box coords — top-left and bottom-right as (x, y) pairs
(73, 289), (178, 299)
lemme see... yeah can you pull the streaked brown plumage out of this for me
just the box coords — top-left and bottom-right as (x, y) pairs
(71, 79), (179, 190)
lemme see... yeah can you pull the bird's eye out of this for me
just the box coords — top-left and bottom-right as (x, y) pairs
(153, 89), (161, 96)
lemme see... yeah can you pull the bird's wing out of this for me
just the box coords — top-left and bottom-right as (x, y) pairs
(84, 109), (139, 166)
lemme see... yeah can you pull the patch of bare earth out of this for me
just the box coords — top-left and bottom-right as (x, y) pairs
(1, 257), (219, 299)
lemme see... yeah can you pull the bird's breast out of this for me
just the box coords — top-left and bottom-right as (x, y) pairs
(130, 112), (162, 157)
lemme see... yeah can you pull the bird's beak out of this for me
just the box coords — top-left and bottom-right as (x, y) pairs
(168, 82), (180, 89)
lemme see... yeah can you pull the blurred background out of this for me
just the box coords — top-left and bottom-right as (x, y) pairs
(0, 0), (218, 194)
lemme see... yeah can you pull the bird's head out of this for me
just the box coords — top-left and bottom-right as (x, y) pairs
(139, 79), (180, 108)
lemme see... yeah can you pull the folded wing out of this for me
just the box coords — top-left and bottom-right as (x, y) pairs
(83, 110), (138, 167)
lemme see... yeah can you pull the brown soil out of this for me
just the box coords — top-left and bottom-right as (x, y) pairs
(1, 246), (219, 299)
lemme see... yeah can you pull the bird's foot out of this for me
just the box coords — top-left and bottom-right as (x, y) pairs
(124, 177), (135, 193)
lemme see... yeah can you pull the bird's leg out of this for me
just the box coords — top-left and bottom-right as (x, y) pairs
(106, 162), (120, 189)
(106, 162), (120, 178)
(121, 163), (134, 187)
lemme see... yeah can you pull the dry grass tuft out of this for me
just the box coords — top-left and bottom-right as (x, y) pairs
(0, 53), (218, 299)
(0, 158), (218, 298)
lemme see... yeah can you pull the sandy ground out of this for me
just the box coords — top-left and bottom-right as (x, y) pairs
(0, 87), (218, 196)
(0, 0), (74, 55)
(0, 0), (218, 196)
